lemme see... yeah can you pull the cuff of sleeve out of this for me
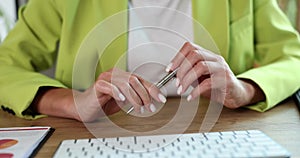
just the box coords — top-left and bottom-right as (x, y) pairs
(236, 69), (276, 112)
(244, 101), (268, 112)
(0, 75), (67, 120)
(21, 84), (67, 120)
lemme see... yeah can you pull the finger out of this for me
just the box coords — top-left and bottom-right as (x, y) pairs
(187, 72), (228, 102)
(138, 78), (166, 112)
(97, 71), (112, 81)
(176, 48), (223, 80)
(102, 99), (122, 115)
(128, 75), (153, 112)
(95, 80), (126, 102)
(98, 95), (112, 108)
(179, 61), (220, 94)
(166, 42), (197, 72)
(108, 69), (147, 113)
(187, 78), (212, 102)
(196, 47), (221, 61)
(98, 69), (147, 113)
(176, 50), (202, 85)
(138, 77), (166, 102)
(116, 80), (144, 113)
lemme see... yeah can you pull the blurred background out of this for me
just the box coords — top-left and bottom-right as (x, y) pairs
(0, 0), (299, 42)
(278, 0), (299, 30)
(0, 0), (26, 42)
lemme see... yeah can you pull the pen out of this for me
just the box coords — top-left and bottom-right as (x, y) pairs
(126, 68), (178, 114)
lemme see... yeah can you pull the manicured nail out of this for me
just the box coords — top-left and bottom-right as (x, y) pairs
(158, 93), (167, 103)
(177, 85), (183, 95)
(150, 104), (156, 112)
(175, 78), (180, 87)
(187, 95), (192, 102)
(140, 106), (145, 114)
(165, 63), (173, 72)
(119, 93), (126, 101)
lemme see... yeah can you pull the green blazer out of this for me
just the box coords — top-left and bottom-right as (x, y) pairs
(0, 0), (300, 119)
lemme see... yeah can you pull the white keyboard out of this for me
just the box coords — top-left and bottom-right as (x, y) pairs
(53, 130), (290, 158)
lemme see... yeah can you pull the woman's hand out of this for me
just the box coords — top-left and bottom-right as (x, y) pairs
(32, 68), (166, 122)
(75, 68), (166, 121)
(166, 42), (265, 108)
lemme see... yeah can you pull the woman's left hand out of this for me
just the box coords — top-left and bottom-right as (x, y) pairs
(166, 42), (265, 108)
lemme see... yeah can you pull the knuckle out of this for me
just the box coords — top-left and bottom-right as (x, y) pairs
(95, 80), (102, 86)
(183, 42), (195, 51)
(129, 76), (139, 86)
(192, 50), (203, 59)
(215, 55), (225, 62)
(192, 50), (200, 55)
(200, 61), (208, 69)
(184, 41), (192, 47)
(98, 72), (110, 79)
(186, 52), (197, 61)
(196, 61), (206, 70)
(120, 81), (130, 89)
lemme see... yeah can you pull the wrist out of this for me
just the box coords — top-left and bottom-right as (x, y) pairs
(239, 79), (266, 106)
(61, 89), (81, 121)
(32, 87), (79, 120)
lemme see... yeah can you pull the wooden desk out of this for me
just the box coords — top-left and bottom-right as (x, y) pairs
(0, 98), (299, 157)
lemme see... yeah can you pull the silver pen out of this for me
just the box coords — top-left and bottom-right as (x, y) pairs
(126, 68), (178, 114)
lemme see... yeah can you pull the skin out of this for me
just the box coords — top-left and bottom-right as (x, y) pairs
(32, 68), (166, 122)
(166, 42), (265, 108)
(32, 42), (265, 122)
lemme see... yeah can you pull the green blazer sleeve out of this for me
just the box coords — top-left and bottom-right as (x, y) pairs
(0, 0), (66, 119)
(237, 0), (300, 111)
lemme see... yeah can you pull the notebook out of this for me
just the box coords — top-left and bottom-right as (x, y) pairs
(53, 130), (290, 158)
(0, 126), (54, 158)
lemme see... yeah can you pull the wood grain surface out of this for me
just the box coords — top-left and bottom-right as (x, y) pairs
(0, 97), (299, 157)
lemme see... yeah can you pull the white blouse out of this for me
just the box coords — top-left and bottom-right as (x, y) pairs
(127, 0), (194, 96)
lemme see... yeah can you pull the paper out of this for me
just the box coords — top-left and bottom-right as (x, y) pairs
(0, 126), (53, 158)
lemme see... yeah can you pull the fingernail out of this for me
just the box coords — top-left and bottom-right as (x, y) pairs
(177, 85), (183, 95)
(140, 106), (145, 114)
(158, 93), (167, 103)
(150, 104), (156, 112)
(175, 78), (180, 87)
(119, 93), (126, 101)
(165, 63), (173, 72)
(187, 95), (192, 102)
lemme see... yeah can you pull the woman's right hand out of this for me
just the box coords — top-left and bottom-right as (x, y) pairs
(32, 68), (166, 122)
(74, 68), (167, 122)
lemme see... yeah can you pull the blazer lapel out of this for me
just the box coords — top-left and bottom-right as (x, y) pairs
(192, 0), (229, 60)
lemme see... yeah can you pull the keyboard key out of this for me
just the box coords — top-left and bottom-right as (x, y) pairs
(53, 130), (291, 158)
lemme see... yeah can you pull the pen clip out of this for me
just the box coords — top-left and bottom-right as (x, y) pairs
(155, 68), (178, 88)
